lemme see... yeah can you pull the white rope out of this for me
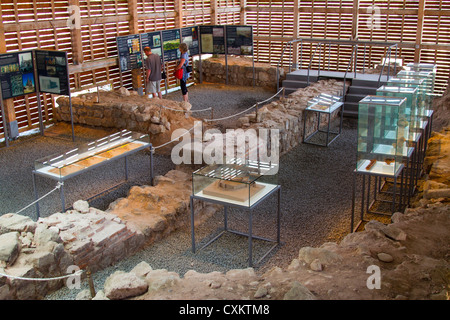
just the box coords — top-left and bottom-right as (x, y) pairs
(15, 181), (63, 215)
(0, 269), (84, 281)
(204, 104), (258, 122)
(153, 122), (202, 150)
(203, 88), (284, 123)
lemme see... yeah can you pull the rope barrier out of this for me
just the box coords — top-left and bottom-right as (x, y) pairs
(0, 269), (84, 281)
(204, 88), (284, 123)
(152, 121), (203, 150)
(15, 181), (63, 215)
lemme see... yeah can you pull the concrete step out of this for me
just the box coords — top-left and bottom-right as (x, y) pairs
(347, 85), (378, 95)
(344, 93), (367, 103)
(282, 79), (310, 89)
(351, 78), (387, 88)
(285, 73), (318, 83)
(343, 102), (360, 118)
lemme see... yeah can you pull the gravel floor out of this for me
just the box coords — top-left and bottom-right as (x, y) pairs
(0, 83), (359, 299)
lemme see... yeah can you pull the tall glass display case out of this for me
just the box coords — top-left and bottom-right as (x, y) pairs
(405, 63), (437, 93)
(396, 70), (434, 109)
(375, 86), (420, 141)
(386, 78), (428, 118)
(357, 95), (407, 176)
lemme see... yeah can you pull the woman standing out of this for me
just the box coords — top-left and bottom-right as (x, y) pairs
(175, 42), (190, 102)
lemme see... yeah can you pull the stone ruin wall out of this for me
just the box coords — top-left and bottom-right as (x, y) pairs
(194, 56), (285, 91)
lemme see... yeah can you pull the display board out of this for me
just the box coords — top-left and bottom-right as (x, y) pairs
(0, 50), (36, 99)
(141, 31), (163, 61)
(117, 34), (142, 72)
(181, 26), (200, 56)
(226, 25), (253, 56)
(162, 29), (181, 62)
(35, 50), (70, 95)
(199, 25), (226, 54)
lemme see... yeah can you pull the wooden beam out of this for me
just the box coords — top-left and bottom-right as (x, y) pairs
(352, 0), (360, 40)
(174, 0), (183, 28)
(0, 4), (16, 126)
(240, 0), (247, 25)
(414, 0), (426, 62)
(211, 0), (218, 25)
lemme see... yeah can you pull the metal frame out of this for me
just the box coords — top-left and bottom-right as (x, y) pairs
(351, 164), (404, 233)
(32, 142), (153, 218)
(190, 185), (281, 268)
(303, 101), (344, 147)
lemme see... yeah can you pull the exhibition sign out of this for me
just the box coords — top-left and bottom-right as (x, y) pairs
(181, 26), (200, 56)
(199, 25), (226, 55)
(141, 31), (163, 61)
(115, 24), (253, 71)
(117, 34), (143, 72)
(0, 50), (36, 99)
(225, 25), (254, 56)
(34, 50), (70, 96)
(162, 29), (181, 62)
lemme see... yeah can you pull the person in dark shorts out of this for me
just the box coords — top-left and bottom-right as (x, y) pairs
(144, 46), (162, 99)
(175, 42), (191, 102)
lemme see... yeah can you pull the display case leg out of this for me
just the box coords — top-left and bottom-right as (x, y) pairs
(277, 187), (281, 243)
(124, 156), (129, 181)
(248, 209), (253, 267)
(60, 183), (66, 213)
(351, 172), (356, 232)
(32, 173), (40, 220)
(190, 196), (195, 253)
(224, 206), (228, 231)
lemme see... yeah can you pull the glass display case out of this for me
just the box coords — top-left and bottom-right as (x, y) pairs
(375, 85), (420, 141)
(357, 95), (408, 176)
(396, 70), (434, 108)
(405, 62), (437, 92)
(303, 93), (344, 146)
(34, 130), (151, 180)
(192, 158), (279, 208)
(386, 78), (429, 118)
(306, 93), (342, 113)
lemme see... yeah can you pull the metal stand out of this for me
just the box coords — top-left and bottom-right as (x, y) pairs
(32, 142), (153, 219)
(190, 185), (281, 268)
(303, 101), (343, 147)
(351, 165), (405, 233)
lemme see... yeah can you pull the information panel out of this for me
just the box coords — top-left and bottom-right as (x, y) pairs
(117, 34), (142, 72)
(141, 31), (163, 61)
(0, 50), (36, 99)
(162, 29), (181, 62)
(226, 25), (253, 56)
(181, 26), (200, 56)
(35, 50), (70, 95)
(200, 25), (226, 54)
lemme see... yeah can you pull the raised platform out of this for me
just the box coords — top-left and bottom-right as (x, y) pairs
(282, 69), (391, 117)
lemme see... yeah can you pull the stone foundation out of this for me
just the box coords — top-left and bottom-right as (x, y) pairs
(195, 56), (285, 90)
(54, 87), (196, 151)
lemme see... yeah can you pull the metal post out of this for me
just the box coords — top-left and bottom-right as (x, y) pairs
(86, 267), (96, 298)
(150, 146), (154, 186)
(124, 156), (129, 181)
(190, 196), (195, 253)
(248, 208), (253, 267)
(60, 182), (66, 213)
(32, 172), (40, 219)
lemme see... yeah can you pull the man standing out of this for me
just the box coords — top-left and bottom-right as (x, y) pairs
(144, 46), (162, 99)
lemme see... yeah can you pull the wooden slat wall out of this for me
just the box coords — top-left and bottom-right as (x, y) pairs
(1, 0), (449, 140)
